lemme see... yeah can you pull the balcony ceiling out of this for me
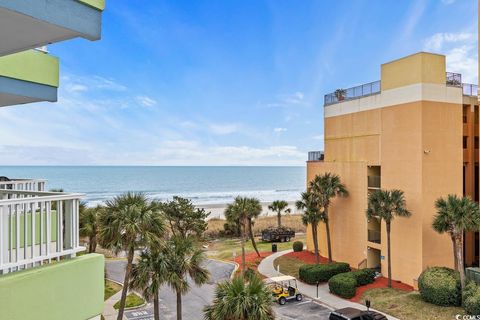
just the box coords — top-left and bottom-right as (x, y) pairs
(0, 0), (102, 57)
(0, 76), (57, 107)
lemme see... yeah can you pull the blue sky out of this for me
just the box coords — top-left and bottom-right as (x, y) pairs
(0, 0), (477, 165)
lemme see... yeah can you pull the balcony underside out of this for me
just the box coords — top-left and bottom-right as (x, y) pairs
(0, 0), (103, 56)
(0, 76), (57, 107)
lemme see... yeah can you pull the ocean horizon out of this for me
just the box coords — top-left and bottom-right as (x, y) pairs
(0, 166), (306, 208)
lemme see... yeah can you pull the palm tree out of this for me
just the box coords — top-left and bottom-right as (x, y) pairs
(245, 198), (262, 258)
(98, 192), (165, 320)
(268, 200), (291, 227)
(225, 196), (262, 273)
(296, 191), (323, 264)
(366, 189), (411, 288)
(79, 205), (102, 253)
(309, 173), (348, 263)
(163, 236), (210, 320)
(129, 249), (167, 320)
(203, 275), (275, 320)
(433, 195), (480, 289)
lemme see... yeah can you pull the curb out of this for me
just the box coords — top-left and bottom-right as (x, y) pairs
(207, 257), (239, 279)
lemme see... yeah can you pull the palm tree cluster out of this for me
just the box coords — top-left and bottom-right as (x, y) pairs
(81, 192), (210, 320)
(296, 173), (348, 264)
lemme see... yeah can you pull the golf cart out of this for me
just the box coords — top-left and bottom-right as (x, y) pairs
(265, 275), (303, 305)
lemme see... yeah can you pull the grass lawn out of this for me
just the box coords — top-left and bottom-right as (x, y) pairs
(361, 288), (464, 320)
(104, 280), (123, 301)
(207, 234), (306, 261)
(113, 293), (145, 310)
(272, 254), (307, 279)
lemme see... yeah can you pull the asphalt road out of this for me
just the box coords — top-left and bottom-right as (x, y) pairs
(106, 259), (332, 320)
(106, 259), (234, 320)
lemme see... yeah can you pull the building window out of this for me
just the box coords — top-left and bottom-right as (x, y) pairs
(476, 137), (479, 149)
(464, 136), (468, 149)
(464, 107), (468, 123)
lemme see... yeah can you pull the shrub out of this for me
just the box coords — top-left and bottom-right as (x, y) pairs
(464, 282), (480, 315)
(418, 267), (461, 306)
(293, 241), (303, 252)
(299, 262), (350, 285)
(329, 273), (357, 298)
(352, 268), (376, 286)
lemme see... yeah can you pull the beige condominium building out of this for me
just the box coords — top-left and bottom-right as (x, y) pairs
(306, 52), (479, 287)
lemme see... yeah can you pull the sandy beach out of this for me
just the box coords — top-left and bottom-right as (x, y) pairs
(197, 201), (299, 220)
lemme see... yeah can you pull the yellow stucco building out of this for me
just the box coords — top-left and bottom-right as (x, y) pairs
(306, 52), (479, 287)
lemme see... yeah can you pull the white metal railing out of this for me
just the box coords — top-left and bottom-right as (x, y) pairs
(0, 189), (85, 274)
(308, 151), (324, 161)
(0, 179), (46, 192)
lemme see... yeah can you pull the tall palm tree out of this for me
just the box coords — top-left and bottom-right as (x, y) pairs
(98, 192), (165, 320)
(203, 275), (275, 320)
(433, 195), (480, 289)
(163, 236), (210, 320)
(296, 191), (323, 264)
(309, 173), (348, 262)
(129, 249), (167, 320)
(246, 198), (262, 258)
(79, 205), (102, 253)
(268, 200), (291, 227)
(225, 197), (262, 271)
(366, 189), (411, 288)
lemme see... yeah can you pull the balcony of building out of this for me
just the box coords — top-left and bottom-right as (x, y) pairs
(0, 187), (85, 274)
(308, 151), (324, 162)
(0, 49), (59, 107)
(0, 0), (105, 57)
(368, 166), (381, 190)
(367, 217), (381, 245)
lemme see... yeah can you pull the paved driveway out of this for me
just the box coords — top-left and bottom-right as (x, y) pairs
(274, 299), (331, 320)
(106, 259), (235, 320)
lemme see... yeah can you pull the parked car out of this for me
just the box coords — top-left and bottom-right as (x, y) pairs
(261, 226), (295, 242)
(329, 307), (387, 320)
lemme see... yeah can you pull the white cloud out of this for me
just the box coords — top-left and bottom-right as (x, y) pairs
(423, 32), (477, 83)
(274, 127), (287, 133)
(264, 91), (309, 108)
(65, 84), (88, 93)
(312, 135), (324, 140)
(208, 123), (239, 135)
(136, 95), (157, 107)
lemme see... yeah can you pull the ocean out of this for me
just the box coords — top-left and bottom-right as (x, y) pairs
(0, 166), (306, 207)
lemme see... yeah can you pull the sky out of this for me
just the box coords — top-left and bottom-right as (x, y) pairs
(0, 0), (477, 166)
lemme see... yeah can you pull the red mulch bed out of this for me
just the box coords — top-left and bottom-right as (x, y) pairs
(284, 250), (329, 264)
(232, 251), (272, 271)
(350, 277), (414, 302)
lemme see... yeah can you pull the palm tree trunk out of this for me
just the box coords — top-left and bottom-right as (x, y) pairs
(312, 222), (320, 264)
(277, 211), (281, 227)
(176, 289), (182, 320)
(89, 235), (97, 253)
(154, 290), (160, 320)
(325, 219), (332, 263)
(456, 234), (466, 289)
(241, 217), (246, 274)
(386, 222), (392, 288)
(117, 246), (134, 320)
(451, 236), (458, 270)
(248, 218), (260, 257)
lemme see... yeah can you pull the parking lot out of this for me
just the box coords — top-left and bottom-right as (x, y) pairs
(274, 299), (332, 320)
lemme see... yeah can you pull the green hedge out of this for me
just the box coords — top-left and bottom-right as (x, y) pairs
(328, 269), (376, 299)
(352, 269), (376, 286)
(463, 281), (480, 315)
(293, 241), (303, 252)
(418, 267), (461, 306)
(299, 263), (350, 285)
(329, 273), (357, 298)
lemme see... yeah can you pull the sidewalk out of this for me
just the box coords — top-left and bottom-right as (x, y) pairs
(103, 290), (123, 320)
(258, 249), (398, 320)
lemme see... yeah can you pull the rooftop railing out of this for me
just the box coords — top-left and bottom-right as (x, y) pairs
(446, 72), (462, 87)
(0, 179), (46, 192)
(0, 189), (84, 274)
(463, 83), (479, 97)
(308, 151), (324, 161)
(324, 81), (381, 106)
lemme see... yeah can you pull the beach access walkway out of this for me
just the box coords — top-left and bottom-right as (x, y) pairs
(257, 249), (398, 320)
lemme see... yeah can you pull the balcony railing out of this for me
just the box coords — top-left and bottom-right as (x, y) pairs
(0, 178), (46, 192)
(324, 81), (381, 106)
(308, 151), (324, 161)
(0, 189), (84, 274)
(463, 83), (479, 97)
(368, 176), (381, 189)
(368, 229), (381, 244)
(446, 72), (462, 87)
